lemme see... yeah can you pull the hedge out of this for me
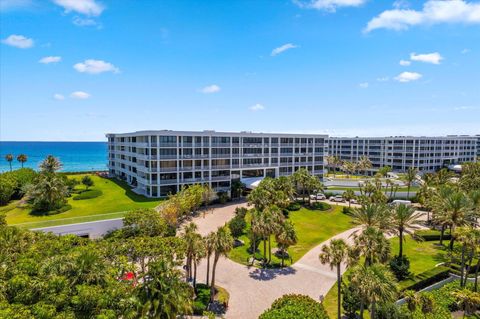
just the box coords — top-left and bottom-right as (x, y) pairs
(287, 202), (301, 211)
(399, 266), (451, 291)
(415, 229), (451, 241)
(72, 189), (103, 200)
(310, 202), (332, 211)
(259, 294), (329, 319)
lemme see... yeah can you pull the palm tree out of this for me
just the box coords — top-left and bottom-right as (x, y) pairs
(402, 167), (418, 198)
(5, 154), (13, 171)
(204, 232), (216, 286)
(350, 264), (397, 319)
(291, 168), (311, 203)
(352, 226), (391, 267)
(452, 289), (480, 318)
(137, 258), (193, 318)
(230, 180), (244, 199)
(16, 154), (27, 168)
(350, 203), (389, 231)
(455, 227), (480, 288)
(388, 204), (424, 257)
(343, 189), (356, 208)
(319, 239), (353, 319)
(403, 290), (420, 315)
(182, 222), (199, 281)
(39, 155), (62, 173)
(210, 224), (233, 303)
(264, 206), (284, 264)
(437, 190), (471, 250)
(276, 220), (297, 267)
(192, 234), (206, 288)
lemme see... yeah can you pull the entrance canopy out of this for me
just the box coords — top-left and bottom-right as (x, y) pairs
(241, 177), (265, 190)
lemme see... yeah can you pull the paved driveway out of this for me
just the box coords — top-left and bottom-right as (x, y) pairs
(191, 201), (427, 319)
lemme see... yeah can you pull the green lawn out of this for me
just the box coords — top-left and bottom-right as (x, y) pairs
(322, 237), (449, 318)
(325, 186), (420, 192)
(228, 205), (353, 266)
(5, 174), (163, 228)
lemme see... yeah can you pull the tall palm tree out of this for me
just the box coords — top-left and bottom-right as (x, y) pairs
(264, 206), (284, 264)
(192, 235), (206, 288)
(402, 167), (418, 198)
(358, 156), (372, 176)
(437, 190), (471, 250)
(182, 222), (199, 281)
(319, 239), (354, 319)
(276, 220), (297, 267)
(5, 154), (13, 171)
(352, 226), (390, 267)
(39, 155), (62, 173)
(204, 232), (216, 286)
(210, 224), (233, 303)
(455, 227), (480, 288)
(343, 189), (356, 208)
(16, 154), (27, 168)
(388, 204), (424, 257)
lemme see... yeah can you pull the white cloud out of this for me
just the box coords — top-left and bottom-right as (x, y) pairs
(70, 91), (90, 99)
(294, 0), (367, 12)
(461, 48), (470, 54)
(2, 34), (34, 48)
(53, 93), (65, 100)
(359, 82), (369, 88)
(453, 106), (479, 111)
(73, 59), (119, 74)
(39, 56), (62, 64)
(393, 0), (410, 9)
(399, 59), (411, 66)
(377, 76), (390, 82)
(410, 52), (443, 64)
(364, 0), (480, 32)
(53, 0), (104, 16)
(394, 71), (422, 82)
(72, 16), (98, 26)
(249, 103), (265, 111)
(271, 43), (298, 56)
(199, 84), (221, 94)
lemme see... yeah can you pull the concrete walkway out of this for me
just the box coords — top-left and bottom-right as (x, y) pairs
(191, 201), (427, 319)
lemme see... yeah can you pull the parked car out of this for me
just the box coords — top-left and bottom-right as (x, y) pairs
(329, 195), (346, 203)
(349, 198), (358, 204)
(389, 200), (412, 207)
(309, 193), (326, 200)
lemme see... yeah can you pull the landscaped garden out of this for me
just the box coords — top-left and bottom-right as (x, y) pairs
(228, 204), (352, 266)
(0, 156), (163, 228)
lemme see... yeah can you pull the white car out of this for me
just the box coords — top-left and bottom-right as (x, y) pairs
(309, 193), (326, 200)
(349, 198), (358, 204)
(329, 195), (346, 203)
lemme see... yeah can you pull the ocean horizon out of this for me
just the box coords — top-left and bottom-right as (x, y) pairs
(0, 141), (108, 173)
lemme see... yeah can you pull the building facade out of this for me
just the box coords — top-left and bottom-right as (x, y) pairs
(328, 136), (477, 173)
(107, 130), (327, 198)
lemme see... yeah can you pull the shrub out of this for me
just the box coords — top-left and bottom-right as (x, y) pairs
(42, 204), (72, 216)
(342, 282), (361, 319)
(216, 191), (229, 204)
(399, 266), (451, 291)
(0, 175), (16, 205)
(215, 285), (229, 308)
(286, 202), (301, 211)
(28, 174), (68, 212)
(342, 207), (353, 215)
(234, 207), (247, 219)
(390, 255), (411, 281)
(81, 175), (94, 190)
(310, 202), (331, 211)
(73, 189), (103, 200)
(193, 284), (210, 315)
(259, 294), (329, 319)
(229, 216), (246, 239)
(415, 229), (451, 242)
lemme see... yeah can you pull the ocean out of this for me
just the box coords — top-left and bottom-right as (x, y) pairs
(0, 142), (108, 173)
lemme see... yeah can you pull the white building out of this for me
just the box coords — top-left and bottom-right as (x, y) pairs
(107, 130), (327, 198)
(328, 136), (477, 173)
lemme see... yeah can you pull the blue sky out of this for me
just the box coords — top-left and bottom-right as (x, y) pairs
(1, 0), (479, 141)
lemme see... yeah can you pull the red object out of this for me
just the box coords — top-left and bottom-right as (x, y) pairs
(122, 272), (135, 281)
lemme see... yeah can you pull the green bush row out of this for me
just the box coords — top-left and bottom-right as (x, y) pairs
(399, 266), (451, 291)
(259, 294), (329, 319)
(415, 229), (451, 241)
(72, 189), (103, 200)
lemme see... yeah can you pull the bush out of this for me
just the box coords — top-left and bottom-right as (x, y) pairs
(390, 255), (411, 281)
(342, 207), (353, 215)
(399, 266), (451, 291)
(216, 191), (230, 204)
(259, 294), (329, 319)
(38, 204), (72, 216)
(234, 207), (247, 219)
(229, 215), (246, 239)
(310, 202), (331, 211)
(193, 284), (210, 315)
(215, 285), (229, 308)
(287, 202), (301, 211)
(73, 189), (103, 200)
(0, 174), (16, 205)
(342, 282), (361, 318)
(415, 229), (451, 242)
